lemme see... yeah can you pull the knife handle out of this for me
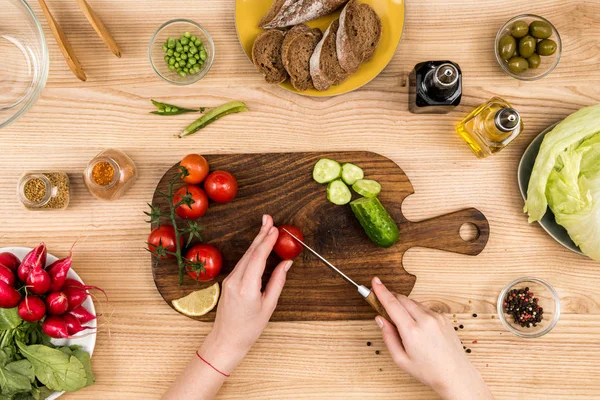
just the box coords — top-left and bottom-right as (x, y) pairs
(365, 290), (395, 326)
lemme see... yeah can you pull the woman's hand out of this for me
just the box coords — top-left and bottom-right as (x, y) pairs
(372, 277), (494, 400)
(200, 214), (292, 374)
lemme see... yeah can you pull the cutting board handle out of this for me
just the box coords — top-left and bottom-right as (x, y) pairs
(403, 208), (489, 256)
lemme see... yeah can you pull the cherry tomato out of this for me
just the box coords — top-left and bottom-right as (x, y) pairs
(185, 244), (223, 282)
(173, 185), (209, 219)
(204, 171), (238, 204)
(180, 154), (209, 185)
(148, 225), (183, 259)
(273, 225), (304, 260)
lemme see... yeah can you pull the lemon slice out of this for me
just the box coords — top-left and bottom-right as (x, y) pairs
(172, 283), (220, 317)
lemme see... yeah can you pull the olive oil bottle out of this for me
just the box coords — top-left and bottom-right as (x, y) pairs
(456, 97), (522, 158)
(409, 61), (462, 114)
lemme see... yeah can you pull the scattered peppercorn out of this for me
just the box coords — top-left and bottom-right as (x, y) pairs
(503, 287), (544, 328)
(472, 313), (478, 318)
(466, 349), (472, 353)
(459, 325), (464, 329)
(491, 315), (495, 319)
(454, 327), (458, 331)
(367, 342), (372, 347)
(375, 350), (380, 355)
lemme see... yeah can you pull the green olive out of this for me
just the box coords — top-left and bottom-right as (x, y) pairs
(529, 21), (553, 39)
(527, 53), (541, 69)
(510, 20), (529, 38)
(498, 35), (517, 60)
(507, 56), (529, 74)
(519, 35), (537, 58)
(537, 39), (557, 56)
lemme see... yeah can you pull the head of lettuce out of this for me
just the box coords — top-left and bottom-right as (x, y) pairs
(525, 103), (600, 261)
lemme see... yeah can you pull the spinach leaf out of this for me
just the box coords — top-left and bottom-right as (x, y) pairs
(0, 364), (32, 394)
(16, 342), (87, 392)
(72, 350), (95, 387)
(6, 361), (34, 383)
(0, 309), (21, 331)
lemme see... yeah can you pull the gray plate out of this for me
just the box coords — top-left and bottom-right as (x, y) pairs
(517, 123), (585, 257)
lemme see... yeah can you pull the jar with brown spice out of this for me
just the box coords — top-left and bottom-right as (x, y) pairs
(84, 149), (138, 201)
(17, 172), (70, 210)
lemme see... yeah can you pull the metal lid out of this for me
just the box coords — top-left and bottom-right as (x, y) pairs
(433, 63), (459, 87)
(494, 108), (521, 132)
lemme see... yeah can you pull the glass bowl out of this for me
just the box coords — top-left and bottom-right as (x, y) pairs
(497, 277), (560, 338)
(0, 0), (49, 129)
(149, 19), (214, 86)
(495, 14), (561, 81)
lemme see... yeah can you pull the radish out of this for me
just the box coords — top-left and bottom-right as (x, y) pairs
(63, 313), (95, 336)
(42, 316), (69, 339)
(0, 281), (21, 308)
(46, 291), (69, 315)
(26, 267), (51, 295)
(18, 243), (46, 283)
(18, 296), (46, 322)
(63, 279), (107, 310)
(0, 252), (20, 272)
(47, 253), (72, 291)
(0, 265), (16, 287)
(69, 305), (96, 324)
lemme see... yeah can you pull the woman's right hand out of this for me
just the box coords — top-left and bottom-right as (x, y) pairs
(372, 277), (494, 400)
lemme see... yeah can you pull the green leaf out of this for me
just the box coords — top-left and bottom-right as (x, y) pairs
(16, 342), (87, 392)
(0, 364), (32, 395)
(0, 309), (22, 331)
(72, 350), (95, 388)
(6, 361), (34, 383)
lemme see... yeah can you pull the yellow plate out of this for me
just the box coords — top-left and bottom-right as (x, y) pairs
(235, 0), (405, 97)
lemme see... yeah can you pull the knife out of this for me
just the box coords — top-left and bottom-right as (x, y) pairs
(282, 228), (394, 325)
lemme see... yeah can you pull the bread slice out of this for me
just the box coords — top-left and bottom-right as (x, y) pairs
(252, 30), (288, 84)
(282, 25), (323, 91)
(260, 0), (349, 29)
(310, 19), (349, 91)
(337, 0), (382, 73)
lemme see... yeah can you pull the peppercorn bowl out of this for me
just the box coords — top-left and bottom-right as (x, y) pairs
(149, 19), (215, 85)
(497, 277), (560, 338)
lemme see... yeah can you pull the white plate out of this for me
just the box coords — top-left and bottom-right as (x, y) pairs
(0, 247), (97, 400)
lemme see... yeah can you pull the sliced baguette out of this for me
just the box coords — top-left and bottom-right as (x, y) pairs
(252, 30), (288, 84)
(282, 25), (323, 91)
(337, 0), (382, 73)
(310, 19), (349, 91)
(260, 0), (349, 29)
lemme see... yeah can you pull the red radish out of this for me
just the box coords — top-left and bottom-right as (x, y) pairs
(0, 252), (20, 272)
(46, 291), (69, 315)
(47, 254), (72, 291)
(18, 296), (46, 322)
(63, 279), (107, 310)
(0, 281), (21, 308)
(0, 265), (16, 287)
(69, 305), (96, 324)
(18, 243), (47, 283)
(42, 316), (69, 339)
(63, 313), (95, 336)
(26, 267), (51, 295)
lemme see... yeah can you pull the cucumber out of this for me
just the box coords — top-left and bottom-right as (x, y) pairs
(327, 179), (352, 205)
(313, 158), (342, 184)
(341, 163), (364, 186)
(350, 197), (399, 248)
(352, 179), (381, 198)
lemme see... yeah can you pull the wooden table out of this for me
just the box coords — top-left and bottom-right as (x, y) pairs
(1, 0), (600, 398)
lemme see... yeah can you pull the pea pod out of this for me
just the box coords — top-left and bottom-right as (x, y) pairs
(150, 99), (204, 116)
(179, 101), (248, 138)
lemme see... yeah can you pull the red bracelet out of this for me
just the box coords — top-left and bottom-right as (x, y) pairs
(196, 351), (230, 378)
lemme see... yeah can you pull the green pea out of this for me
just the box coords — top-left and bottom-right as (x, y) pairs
(167, 49), (174, 56)
(519, 35), (536, 58)
(167, 38), (175, 49)
(181, 37), (189, 45)
(178, 60), (185, 67)
(529, 21), (552, 39)
(507, 56), (529, 73)
(189, 57), (196, 65)
(183, 45), (189, 52)
(162, 44), (168, 52)
(164, 55), (169, 63)
(184, 32), (191, 38)
(184, 67), (189, 73)
(191, 36), (197, 42)
(169, 64), (176, 71)
(527, 53), (541, 69)
(176, 46), (183, 53)
(194, 40), (202, 47)
(189, 47), (197, 55)
(200, 51), (207, 61)
(165, 106), (172, 112)
(498, 35), (517, 60)
(510, 20), (529, 38)
(194, 53), (200, 60)
(179, 71), (186, 78)
(181, 53), (188, 60)
(537, 39), (557, 56)
(169, 57), (176, 65)
(193, 65), (201, 72)
(174, 51), (180, 57)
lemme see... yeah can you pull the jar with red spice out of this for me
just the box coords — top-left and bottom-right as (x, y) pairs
(84, 149), (138, 201)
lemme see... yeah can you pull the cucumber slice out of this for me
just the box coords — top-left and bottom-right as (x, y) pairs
(352, 179), (381, 198)
(341, 163), (364, 186)
(313, 158), (342, 184)
(327, 179), (352, 205)
(350, 197), (399, 248)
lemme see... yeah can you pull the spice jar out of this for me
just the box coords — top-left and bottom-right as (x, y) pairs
(17, 172), (70, 210)
(84, 149), (138, 201)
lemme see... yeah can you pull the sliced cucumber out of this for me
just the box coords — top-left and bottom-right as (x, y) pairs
(352, 179), (381, 198)
(327, 179), (352, 205)
(313, 158), (342, 184)
(341, 163), (364, 186)
(350, 197), (399, 248)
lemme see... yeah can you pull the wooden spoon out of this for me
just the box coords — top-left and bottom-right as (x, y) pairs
(75, 0), (121, 58)
(37, 0), (87, 81)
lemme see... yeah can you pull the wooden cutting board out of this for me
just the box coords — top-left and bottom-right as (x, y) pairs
(151, 152), (489, 321)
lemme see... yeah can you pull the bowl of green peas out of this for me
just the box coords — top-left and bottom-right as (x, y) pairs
(149, 19), (214, 85)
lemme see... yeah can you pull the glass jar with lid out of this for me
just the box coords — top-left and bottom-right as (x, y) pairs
(84, 149), (138, 201)
(17, 172), (70, 210)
